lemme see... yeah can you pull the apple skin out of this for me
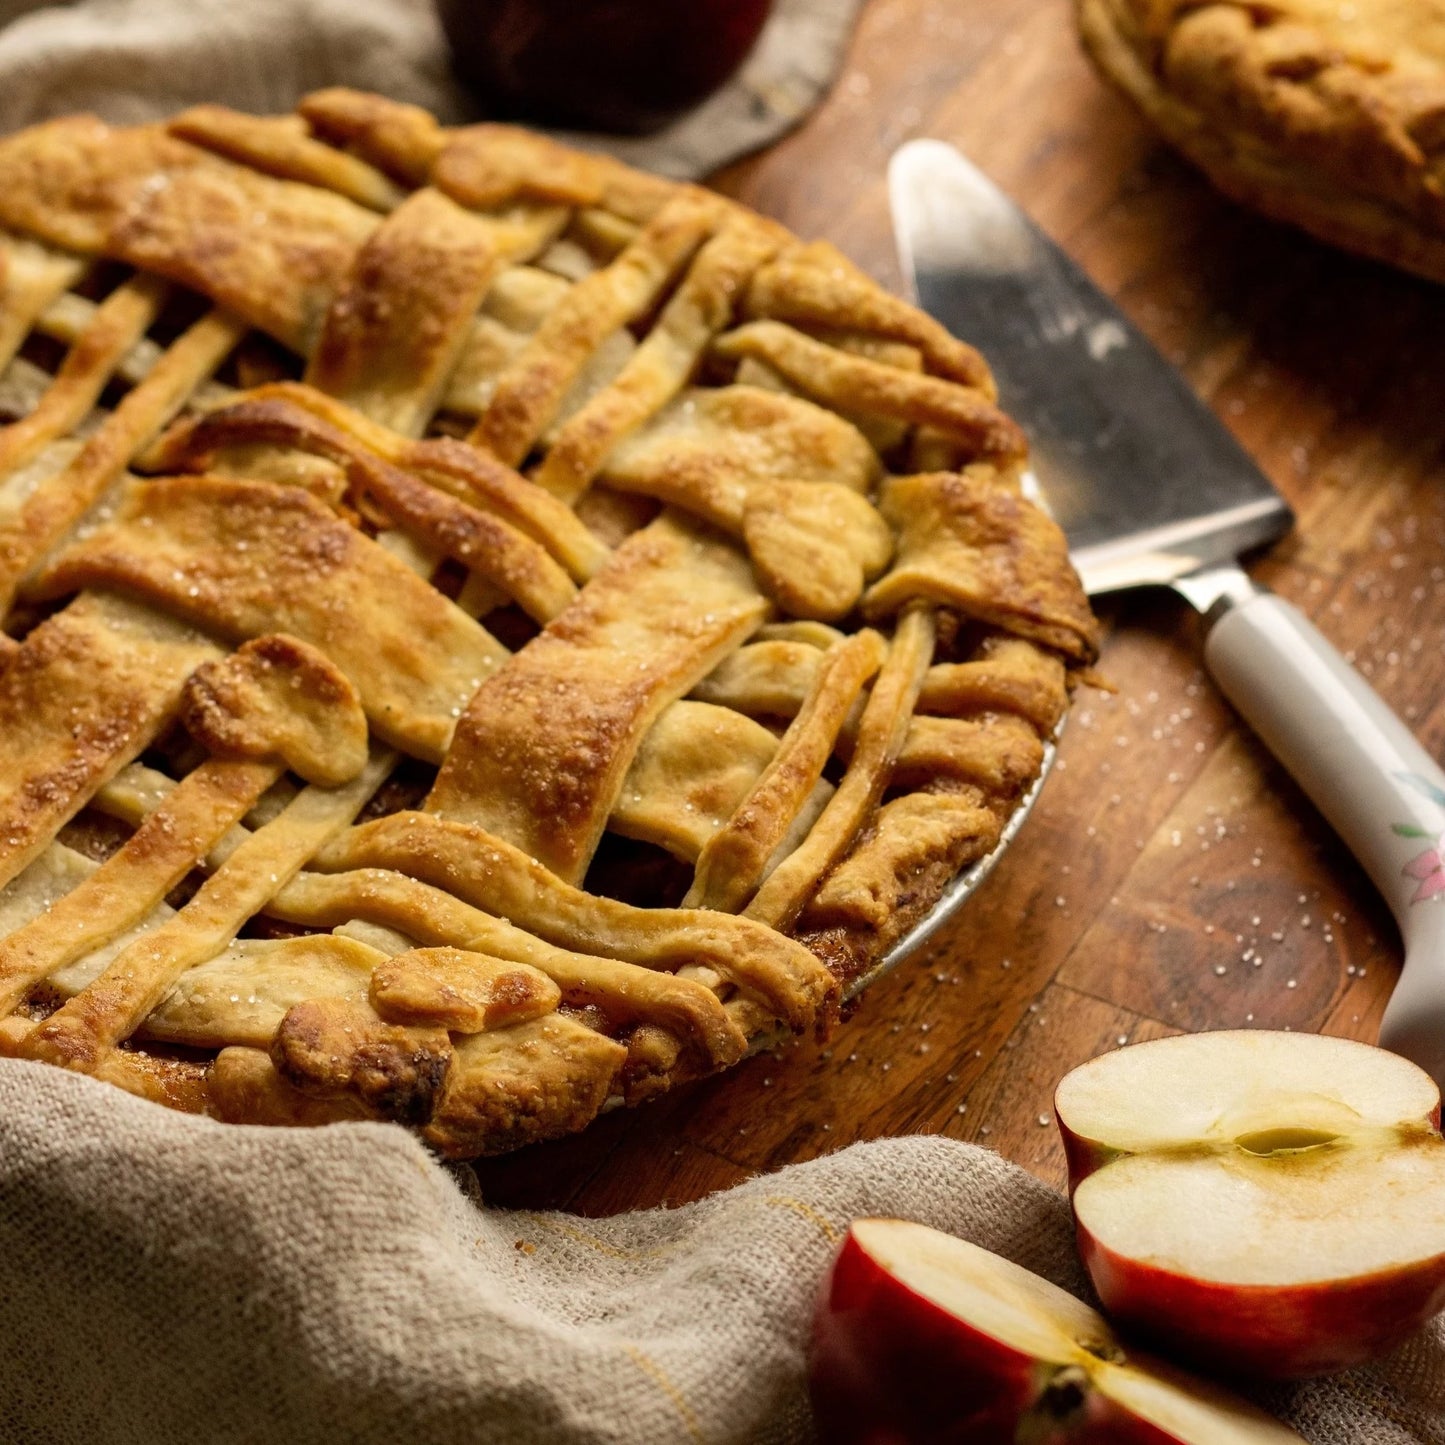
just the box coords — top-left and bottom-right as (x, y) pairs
(435, 0), (774, 134)
(1055, 1113), (1119, 1195)
(1076, 1225), (1445, 1380)
(810, 1226), (1196, 1444)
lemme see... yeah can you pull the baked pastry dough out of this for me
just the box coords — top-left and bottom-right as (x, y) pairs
(0, 92), (1097, 1155)
(1079, 0), (1445, 283)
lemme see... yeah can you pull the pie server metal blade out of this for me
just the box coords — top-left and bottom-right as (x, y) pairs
(887, 139), (1445, 1082)
(889, 139), (1290, 594)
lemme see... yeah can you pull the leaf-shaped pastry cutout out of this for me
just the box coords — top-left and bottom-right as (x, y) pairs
(806, 790), (1001, 931)
(369, 946), (561, 1033)
(181, 633), (368, 786)
(144, 934), (378, 1049)
(742, 481), (893, 621)
(272, 997), (451, 1125)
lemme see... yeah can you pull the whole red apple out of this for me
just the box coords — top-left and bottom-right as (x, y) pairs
(1056, 1030), (1445, 1378)
(809, 1217), (1302, 1443)
(434, 0), (775, 134)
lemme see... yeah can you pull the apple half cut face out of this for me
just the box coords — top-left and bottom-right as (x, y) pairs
(1056, 1030), (1445, 1378)
(809, 1217), (1302, 1443)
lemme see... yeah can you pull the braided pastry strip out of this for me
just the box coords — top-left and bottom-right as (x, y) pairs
(746, 606), (937, 931)
(687, 629), (886, 913)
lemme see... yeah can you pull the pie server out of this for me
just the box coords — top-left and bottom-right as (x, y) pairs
(888, 138), (1445, 1082)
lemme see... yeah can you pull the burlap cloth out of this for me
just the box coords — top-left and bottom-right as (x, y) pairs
(0, 0), (864, 176)
(0, 1059), (1441, 1444)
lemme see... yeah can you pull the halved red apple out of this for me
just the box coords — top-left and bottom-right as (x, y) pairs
(809, 1217), (1302, 1442)
(1056, 1030), (1445, 1378)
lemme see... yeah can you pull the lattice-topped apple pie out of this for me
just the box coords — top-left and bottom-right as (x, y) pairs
(0, 92), (1098, 1156)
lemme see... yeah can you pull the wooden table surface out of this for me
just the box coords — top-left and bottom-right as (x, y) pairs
(473, 0), (1445, 1214)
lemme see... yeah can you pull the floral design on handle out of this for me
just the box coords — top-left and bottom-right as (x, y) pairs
(1394, 773), (1445, 905)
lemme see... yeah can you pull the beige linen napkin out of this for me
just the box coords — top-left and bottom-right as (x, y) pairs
(0, 1058), (1441, 1445)
(0, 0), (864, 177)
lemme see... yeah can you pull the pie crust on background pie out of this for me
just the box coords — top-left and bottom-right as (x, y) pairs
(0, 92), (1097, 1157)
(1079, 0), (1445, 284)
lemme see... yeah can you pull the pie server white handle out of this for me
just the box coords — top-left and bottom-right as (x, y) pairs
(1193, 568), (1445, 1079)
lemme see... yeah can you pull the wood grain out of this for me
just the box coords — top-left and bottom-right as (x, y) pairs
(473, 0), (1445, 1210)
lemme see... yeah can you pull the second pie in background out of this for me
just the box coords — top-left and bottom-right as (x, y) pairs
(1078, 0), (1445, 283)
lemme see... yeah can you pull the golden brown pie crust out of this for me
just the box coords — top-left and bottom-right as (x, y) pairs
(0, 93), (1098, 1156)
(1079, 0), (1445, 283)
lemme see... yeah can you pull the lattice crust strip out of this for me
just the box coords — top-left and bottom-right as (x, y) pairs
(0, 93), (1100, 1157)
